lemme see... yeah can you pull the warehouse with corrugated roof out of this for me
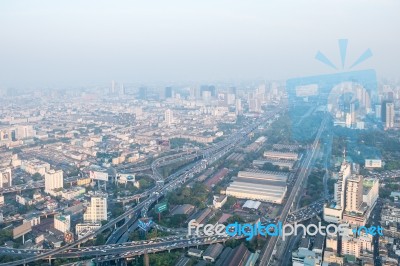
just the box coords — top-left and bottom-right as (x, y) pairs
(225, 169), (287, 204)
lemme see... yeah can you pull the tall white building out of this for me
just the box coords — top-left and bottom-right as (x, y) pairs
(324, 158), (352, 223)
(110, 80), (116, 94)
(248, 92), (262, 113)
(385, 102), (395, 129)
(44, 169), (63, 193)
(235, 98), (242, 115)
(345, 175), (364, 212)
(375, 104), (381, 119)
(0, 168), (12, 188)
(335, 160), (352, 209)
(84, 196), (108, 223)
(164, 109), (174, 126)
(54, 215), (71, 233)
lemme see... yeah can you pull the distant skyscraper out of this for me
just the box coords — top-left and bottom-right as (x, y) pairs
(385, 102), (395, 129)
(235, 99), (242, 115)
(350, 101), (356, 127)
(138, 87), (148, 100)
(248, 92), (261, 113)
(200, 85), (216, 97)
(164, 109), (173, 125)
(0, 168), (12, 188)
(226, 93), (236, 105)
(110, 80), (116, 94)
(189, 87), (197, 99)
(84, 196), (108, 223)
(387, 91), (394, 102)
(45, 169), (63, 193)
(217, 92), (227, 106)
(202, 91), (212, 104)
(375, 104), (381, 119)
(228, 86), (237, 95)
(165, 87), (173, 98)
(208, 85), (216, 97)
(121, 83), (125, 95)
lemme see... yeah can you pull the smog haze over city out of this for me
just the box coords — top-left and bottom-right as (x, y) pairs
(0, 0), (399, 87)
(0, 1), (400, 266)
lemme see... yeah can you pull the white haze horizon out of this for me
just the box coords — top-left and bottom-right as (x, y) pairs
(0, 0), (399, 88)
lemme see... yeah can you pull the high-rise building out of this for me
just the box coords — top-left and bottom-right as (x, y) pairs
(54, 215), (71, 233)
(202, 91), (212, 104)
(248, 92), (262, 113)
(84, 196), (108, 223)
(0, 168), (12, 188)
(138, 87), (148, 100)
(385, 102), (395, 129)
(200, 85), (216, 97)
(164, 87), (173, 98)
(110, 80), (116, 94)
(235, 99), (242, 115)
(121, 83), (125, 95)
(334, 159), (352, 209)
(226, 93), (235, 105)
(375, 104), (381, 119)
(217, 92), (228, 106)
(189, 87), (197, 99)
(345, 175), (364, 213)
(164, 109), (173, 126)
(350, 101), (356, 127)
(228, 86), (237, 96)
(44, 169), (63, 193)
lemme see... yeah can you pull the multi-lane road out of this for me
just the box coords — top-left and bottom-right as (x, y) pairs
(257, 116), (328, 266)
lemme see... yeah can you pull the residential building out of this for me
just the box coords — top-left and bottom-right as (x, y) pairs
(45, 169), (63, 193)
(0, 168), (12, 188)
(54, 215), (71, 233)
(345, 175), (364, 213)
(83, 196), (108, 223)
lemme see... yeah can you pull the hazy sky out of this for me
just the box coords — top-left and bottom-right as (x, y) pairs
(0, 0), (399, 87)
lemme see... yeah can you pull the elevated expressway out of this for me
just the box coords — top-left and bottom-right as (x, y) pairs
(257, 116), (329, 266)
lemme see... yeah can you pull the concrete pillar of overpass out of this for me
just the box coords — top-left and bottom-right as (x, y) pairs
(144, 253), (149, 266)
(136, 198), (140, 204)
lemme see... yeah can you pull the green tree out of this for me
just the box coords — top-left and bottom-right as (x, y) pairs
(95, 234), (105, 246)
(31, 173), (42, 181)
